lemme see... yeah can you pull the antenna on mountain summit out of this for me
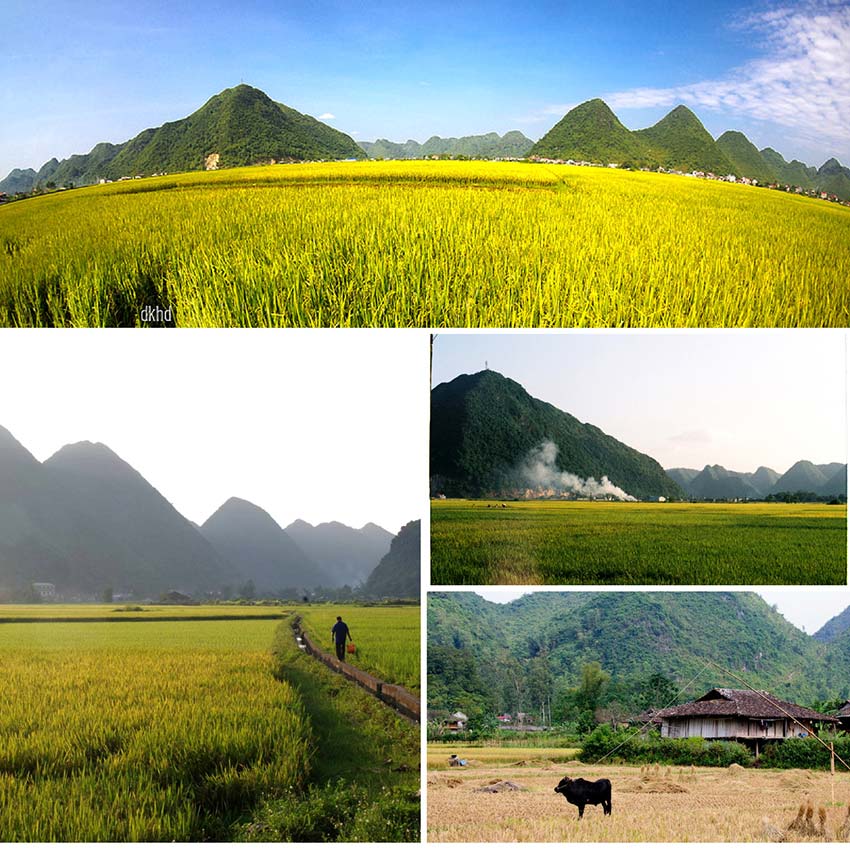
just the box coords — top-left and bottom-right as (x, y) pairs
(485, 360), (488, 370)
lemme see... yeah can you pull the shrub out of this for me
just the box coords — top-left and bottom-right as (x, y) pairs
(581, 727), (753, 767)
(761, 735), (850, 770)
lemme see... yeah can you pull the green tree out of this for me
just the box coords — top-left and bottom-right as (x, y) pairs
(102, 586), (114, 604)
(577, 661), (610, 714)
(555, 661), (611, 731)
(638, 672), (679, 711)
(526, 653), (554, 724)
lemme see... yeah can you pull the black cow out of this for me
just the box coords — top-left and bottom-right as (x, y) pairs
(554, 776), (612, 819)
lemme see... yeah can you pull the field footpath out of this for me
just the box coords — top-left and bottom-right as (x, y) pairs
(291, 615), (420, 723)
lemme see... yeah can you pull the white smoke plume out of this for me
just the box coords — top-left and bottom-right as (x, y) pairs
(517, 441), (637, 501)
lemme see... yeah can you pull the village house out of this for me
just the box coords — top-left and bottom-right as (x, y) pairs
(31, 582), (56, 600)
(640, 688), (835, 756)
(445, 711), (468, 732)
(834, 701), (850, 731)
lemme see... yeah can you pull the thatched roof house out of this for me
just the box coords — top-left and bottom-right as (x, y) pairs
(640, 688), (834, 752)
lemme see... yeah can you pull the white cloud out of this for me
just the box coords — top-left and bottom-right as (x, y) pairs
(318, 112), (335, 120)
(668, 429), (713, 446)
(602, 1), (850, 156)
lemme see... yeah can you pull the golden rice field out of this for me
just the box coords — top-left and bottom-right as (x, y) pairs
(430, 499), (847, 585)
(0, 603), (421, 840)
(298, 604), (420, 692)
(0, 617), (309, 841)
(0, 603), (287, 621)
(427, 756), (850, 842)
(0, 161), (847, 327)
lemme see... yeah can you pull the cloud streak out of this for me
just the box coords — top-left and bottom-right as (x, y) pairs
(602, 1), (850, 158)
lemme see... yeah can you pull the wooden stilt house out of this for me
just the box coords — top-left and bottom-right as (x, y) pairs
(642, 688), (835, 756)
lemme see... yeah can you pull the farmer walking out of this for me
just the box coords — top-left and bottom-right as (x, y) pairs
(331, 615), (352, 662)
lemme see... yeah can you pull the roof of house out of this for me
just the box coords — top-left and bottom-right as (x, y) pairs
(835, 701), (850, 718)
(641, 688), (834, 723)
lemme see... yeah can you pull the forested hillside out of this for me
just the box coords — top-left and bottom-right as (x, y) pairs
(428, 592), (847, 728)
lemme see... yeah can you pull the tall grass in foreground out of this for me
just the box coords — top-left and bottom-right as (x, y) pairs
(297, 604), (420, 693)
(430, 500), (847, 585)
(0, 620), (310, 841)
(0, 161), (847, 327)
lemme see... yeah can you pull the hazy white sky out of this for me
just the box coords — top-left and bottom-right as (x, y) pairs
(0, 330), (427, 534)
(432, 331), (848, 473)
(472, 588), (848, 635)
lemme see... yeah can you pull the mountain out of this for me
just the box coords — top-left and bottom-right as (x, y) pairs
(665, 462), (846, 501)
(821, 464), (847, 497)
(0, 85), (364, 192)
(430, 370), (684, 501)
(816, 158), (850, 199)
(360, 130), (533, 160)
(285, 519), (394, 587)
(758, 151), (850, 199)
(750, 466), (782, 495)
(428, 591), (843, 715)
(665, 468), (700, 491)
(529, 98), (649, 163)
(0, 168), (37, 194)
(634, 105), (735, 174)
(0, 426), (399, 598)
(716, 131), (777, 183)
(813, 605), (850, 643)
(43, 441), (235, 595)
(770, 460), (829, 494)
(527, 99), (849, 198)
(0, 429), (236, 599)
(359, 139), (424, 159)
(362, 519), (421, 599)
(760, 148), (818, 188)
(671, 464), (781, 500)
(200, 497), (326, 593)
(686, 464), (762, 500)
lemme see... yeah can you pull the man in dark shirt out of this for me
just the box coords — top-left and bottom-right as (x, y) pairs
(331, 615), (352, 661)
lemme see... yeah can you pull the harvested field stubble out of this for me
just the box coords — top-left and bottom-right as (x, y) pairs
(427, 758), (850, 842)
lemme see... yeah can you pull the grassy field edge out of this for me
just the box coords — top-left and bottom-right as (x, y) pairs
(236, 619), (420, 842)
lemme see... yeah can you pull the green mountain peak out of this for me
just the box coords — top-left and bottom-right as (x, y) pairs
(430, 370), (683, 501)
(529, 98), (649, 163)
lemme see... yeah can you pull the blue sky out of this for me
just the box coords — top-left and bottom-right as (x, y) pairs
(431, 331), (847, 474)
(1, 0), (848, 177)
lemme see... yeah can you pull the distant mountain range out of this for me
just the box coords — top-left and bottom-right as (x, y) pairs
(529, 99), (850, 200)
(431, 370), (683, 501)
(5, 89), (846, 200)
(0, 85), (364, 194)
(0, 425), (408, 600)
(667, 461), (846, 500)
(284, 518), (395, 588)
(359, 131), (533, 160)
(428, 591), (850, 715)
